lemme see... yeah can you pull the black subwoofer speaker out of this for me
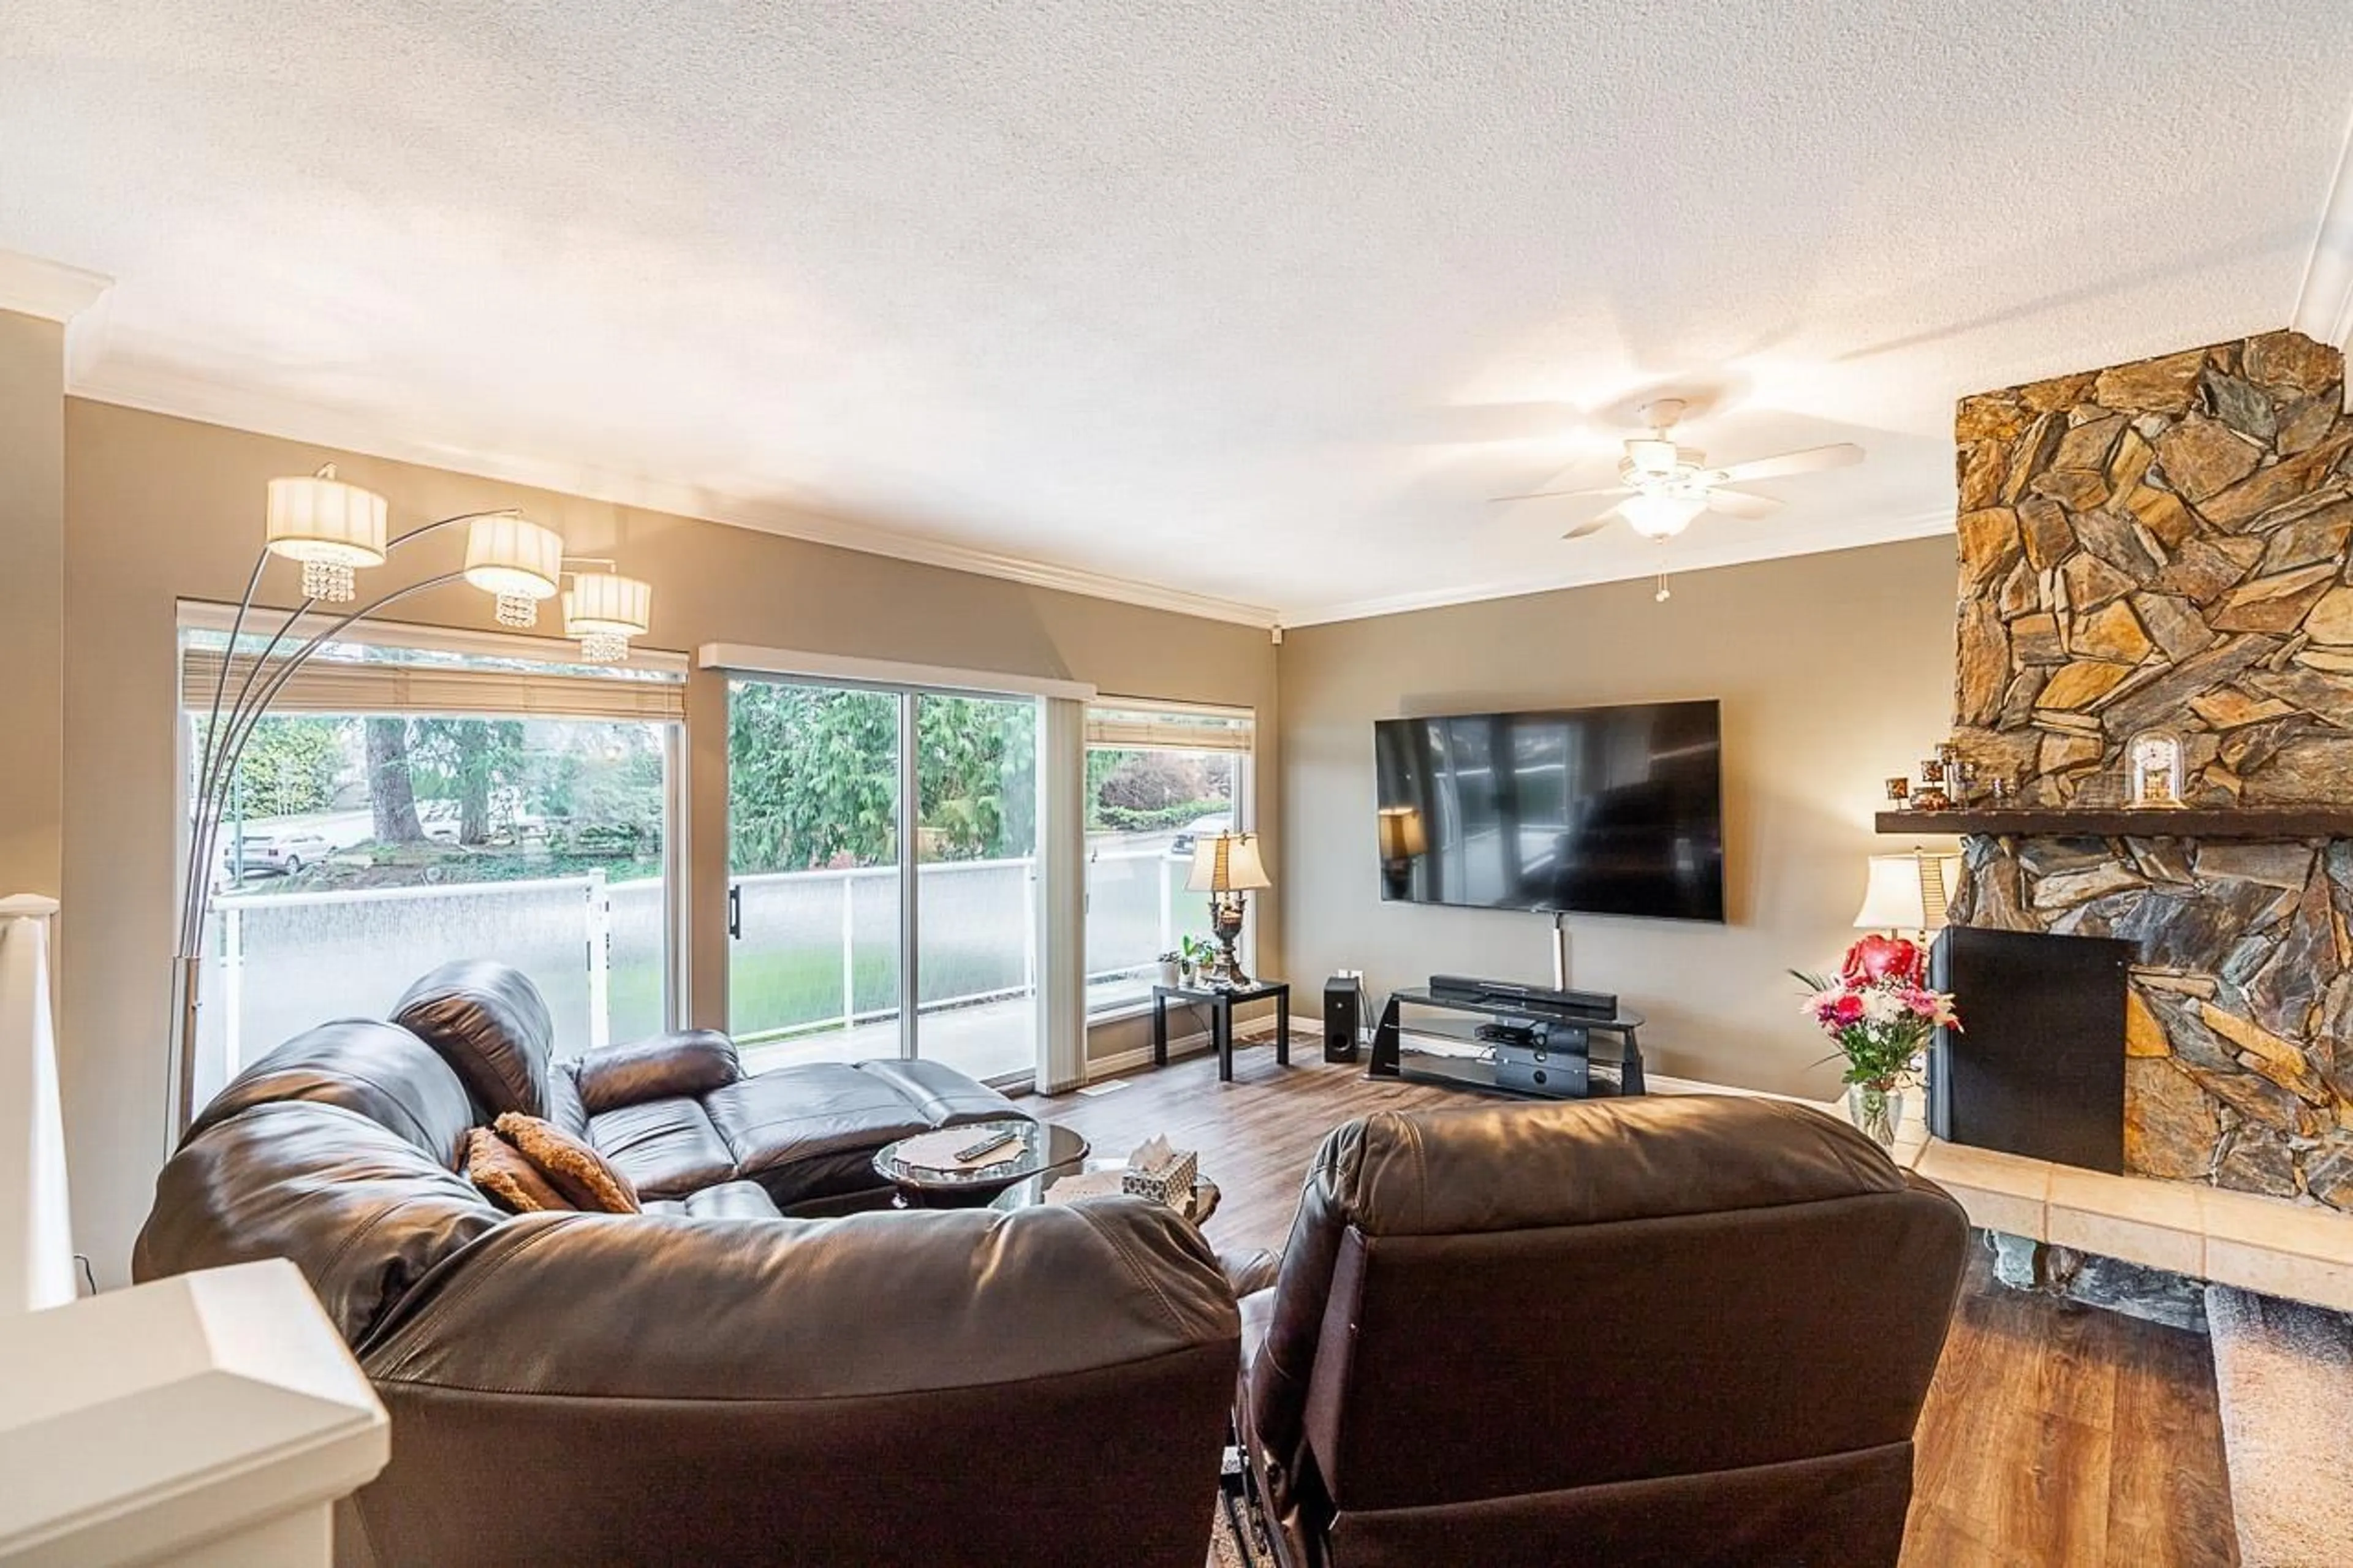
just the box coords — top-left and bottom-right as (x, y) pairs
(1931, 926), (2132, 1173)
(1324, 975), (1363, 1063)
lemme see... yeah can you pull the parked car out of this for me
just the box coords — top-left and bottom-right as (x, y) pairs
(220, 830), (332, 878)
(1168, 814), (1230, 861)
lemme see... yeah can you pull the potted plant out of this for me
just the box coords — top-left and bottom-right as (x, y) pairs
(1156, 950), (1182, 988)
(1179, 934), (1215, 987)
(1792, 935), (1959, 1149)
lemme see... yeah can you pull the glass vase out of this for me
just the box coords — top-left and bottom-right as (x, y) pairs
(1847, 1082), (1905, 1150)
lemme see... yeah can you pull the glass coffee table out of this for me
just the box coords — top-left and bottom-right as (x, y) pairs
(871, 1119), (1089, 1208)
(988, 1157), (1221, 1226)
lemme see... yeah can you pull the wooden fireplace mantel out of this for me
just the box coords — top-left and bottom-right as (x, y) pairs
(1875, 807), (2353, 839)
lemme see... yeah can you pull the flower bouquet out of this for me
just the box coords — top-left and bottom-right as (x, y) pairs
(1793, 934), (1960, 1148)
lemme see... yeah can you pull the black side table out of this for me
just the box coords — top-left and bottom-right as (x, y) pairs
(1153, 980), (1290, 1083)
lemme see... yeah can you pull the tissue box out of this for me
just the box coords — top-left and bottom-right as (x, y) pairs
(1122, 1146), (1199, 1208)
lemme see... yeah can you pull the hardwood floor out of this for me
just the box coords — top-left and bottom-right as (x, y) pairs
(1033, 1041), (2240, 1568)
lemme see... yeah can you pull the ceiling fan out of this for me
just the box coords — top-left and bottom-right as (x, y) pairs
(1491, 398), (1864, 542)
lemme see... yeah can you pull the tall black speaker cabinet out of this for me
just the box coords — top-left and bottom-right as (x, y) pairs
(1324, 975), (1364, 1063)
(1930, 926), (2132, 1173)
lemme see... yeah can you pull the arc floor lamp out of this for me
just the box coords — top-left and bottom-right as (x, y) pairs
(168, 466), (653, 1145)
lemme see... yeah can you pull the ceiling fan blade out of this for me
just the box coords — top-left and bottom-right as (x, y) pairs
(1703, 488), (1782, 520)
(1709, 443), (1865, 484)
(1489, 484), (1626, 504)
(1563, 506), (1624, 540)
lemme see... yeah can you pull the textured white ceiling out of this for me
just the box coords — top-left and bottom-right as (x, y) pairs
(5, 2), (2351, 624)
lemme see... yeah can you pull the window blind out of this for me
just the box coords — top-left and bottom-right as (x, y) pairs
(180, 648), (687, 722)
(1084, 701), (1254, 754)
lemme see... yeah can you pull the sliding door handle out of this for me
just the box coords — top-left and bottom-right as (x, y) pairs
(727, 884), (742, 941)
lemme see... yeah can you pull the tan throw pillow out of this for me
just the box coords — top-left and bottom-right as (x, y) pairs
(494, 1112), (640, 1213)
(463, 1126), (575, 1214)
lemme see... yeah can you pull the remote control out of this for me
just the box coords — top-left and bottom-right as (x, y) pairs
(955, 1130), (1023, 1162)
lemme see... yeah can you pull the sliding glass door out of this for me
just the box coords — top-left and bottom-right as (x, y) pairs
(726, 681), (903, 1065)
(726, 678), (1040, 1083)
(913, 694), (1038, 1080)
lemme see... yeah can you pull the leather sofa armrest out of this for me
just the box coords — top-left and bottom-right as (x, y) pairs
(570, 1029), (741, 1114)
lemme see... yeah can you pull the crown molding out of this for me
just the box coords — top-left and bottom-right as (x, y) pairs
(0, 250), (112, 323)
(73, 358), (1955, 637)
(68, 363), (1284, 629)
(2293, 108), (2353, 406)
(1279, 506), (1957, 628)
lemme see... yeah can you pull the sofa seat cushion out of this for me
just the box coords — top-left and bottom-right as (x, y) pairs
(586, 1096), (735, 1201)
(642, 1181), (785, 1221)
(852, 1057), (1024, 1127)
(703, 1064), (935, 1207)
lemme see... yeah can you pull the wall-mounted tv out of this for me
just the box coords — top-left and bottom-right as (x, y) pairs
(1373, 700), (1725, 923)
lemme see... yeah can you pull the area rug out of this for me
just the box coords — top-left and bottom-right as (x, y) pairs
(1208, 1505), (1246, 1568)
(2205, 1285), (2353, 1567)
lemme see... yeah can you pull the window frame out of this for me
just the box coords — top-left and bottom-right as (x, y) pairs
(718, 671), (1049, 1088)
(1081, 697), (1259, 1020)
(174, 603), (691, 1085)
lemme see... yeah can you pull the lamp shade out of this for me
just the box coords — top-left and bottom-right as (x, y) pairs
(1187, 831), (1271, 893)
(1854, 850), (1962, 931)
(1620, 491), (1707, 540)
(1376, 806), (1427, 860)
(461, 512), (563, 600)
(263, 470), (387, 567)
(563, 571), (652, 637)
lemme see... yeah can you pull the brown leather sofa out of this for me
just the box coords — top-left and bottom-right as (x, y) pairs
(135, 962), (1243, 1567)
(1235, 1095), (1970, 1568)
(390, 960), (1023, 1214)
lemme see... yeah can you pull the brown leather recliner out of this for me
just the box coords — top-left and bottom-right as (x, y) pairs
(136, 966), (1242, 1567)
(1236, 1095), (1970, 1568)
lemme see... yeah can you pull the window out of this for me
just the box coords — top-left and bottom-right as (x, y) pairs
(1083, 701), (1255, 1013)
(178, 610), (685, 1107)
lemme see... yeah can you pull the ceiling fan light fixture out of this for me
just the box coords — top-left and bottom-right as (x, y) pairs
(1621, 491), (1707, 540)
(1626, 437), (1681, 477)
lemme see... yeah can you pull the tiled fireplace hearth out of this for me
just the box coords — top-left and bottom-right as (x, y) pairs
(1896, 328), (2353, 1213)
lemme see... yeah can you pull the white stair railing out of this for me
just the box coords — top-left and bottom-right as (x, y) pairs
(0, 893), (74, 1314)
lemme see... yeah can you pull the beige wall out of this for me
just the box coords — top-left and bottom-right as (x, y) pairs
(59, 399), (1278, 1279)
(1278, 537), (1956, 1098)
(0, 311), (64, 899)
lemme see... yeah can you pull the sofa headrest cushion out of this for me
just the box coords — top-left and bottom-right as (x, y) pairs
(135, 1100), (503, 1346)
(1324, 1094), (1906, 1237)
(392, 960), (555, 1119)
(186, 1018), (476, 1165)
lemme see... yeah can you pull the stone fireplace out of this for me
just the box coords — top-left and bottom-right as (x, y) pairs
(1930, 328), (2353, 1210)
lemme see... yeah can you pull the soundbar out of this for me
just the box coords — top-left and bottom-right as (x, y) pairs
(1429, 974), (1619, 1019)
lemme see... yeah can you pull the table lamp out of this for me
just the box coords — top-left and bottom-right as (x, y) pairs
(1854, 849), (1962, 938)
(1188, 831), (1272, 986)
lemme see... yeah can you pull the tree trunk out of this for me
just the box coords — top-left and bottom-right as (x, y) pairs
(458, 722), (491, 846)
(366, 718), (427, 843)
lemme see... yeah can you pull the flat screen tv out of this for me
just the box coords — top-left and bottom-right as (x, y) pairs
(1373, 700), (1725, 922)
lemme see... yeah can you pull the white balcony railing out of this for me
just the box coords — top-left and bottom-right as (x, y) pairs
(198, 843), (1216, 1091)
